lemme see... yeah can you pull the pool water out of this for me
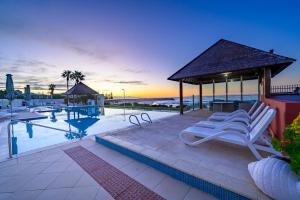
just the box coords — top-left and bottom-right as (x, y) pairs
(10, 108), (176, 154)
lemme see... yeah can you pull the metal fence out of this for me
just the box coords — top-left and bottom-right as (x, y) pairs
(271, 84), (300, 95)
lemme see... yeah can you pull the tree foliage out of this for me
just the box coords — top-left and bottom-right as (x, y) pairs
(272, 113), (300, 176)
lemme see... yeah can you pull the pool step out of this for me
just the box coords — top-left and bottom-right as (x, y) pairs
(95, 135), (250, 200)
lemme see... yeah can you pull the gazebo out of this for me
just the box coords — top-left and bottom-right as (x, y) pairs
(168, 39), (295, 114)
(64, 82), (99, 105)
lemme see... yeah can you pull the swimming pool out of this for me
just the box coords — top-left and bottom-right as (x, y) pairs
(10, 108), (177, 155)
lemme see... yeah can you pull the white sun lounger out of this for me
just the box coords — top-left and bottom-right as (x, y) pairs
(196, 106), (270, 130)
(179, 108), (281, 160)
(212, 101), (258, 117)
(208, 102), (265, 122)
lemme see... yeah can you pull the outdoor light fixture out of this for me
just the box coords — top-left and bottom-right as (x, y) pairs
(122, 89), (125, 121)
(222, 72), (230, 77)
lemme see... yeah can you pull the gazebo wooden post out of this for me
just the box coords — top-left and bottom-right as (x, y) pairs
(179, 80), (183, 115)
(240, 75), (243, 102)
(225, 77), (228, 101)
(212, 79), (215, 101)
(192, 95), (195, 110)
(258, 74), (261, 101)
(199, 83), (203, 109)
(263, 67), (271, 98)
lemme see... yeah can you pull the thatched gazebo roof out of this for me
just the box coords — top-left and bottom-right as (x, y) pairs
(168, 39), (295, 84)
(64, 82), (98, 96)
(168, 39), (296, 114)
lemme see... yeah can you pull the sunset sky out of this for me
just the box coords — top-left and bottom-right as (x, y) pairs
(0, 0), (299, 98)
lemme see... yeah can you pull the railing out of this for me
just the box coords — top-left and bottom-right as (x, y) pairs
(7, 120), (81, 158)
(271, 84), (300, 95)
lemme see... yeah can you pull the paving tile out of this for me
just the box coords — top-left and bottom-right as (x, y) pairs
(135, 167), (167, 189)
(154, 176), (190, 200)
(0, 174), (34, 193)
(0, 163), (32, 177)
(42, 160), (72, 173)
(75, 172), (99, 187)
(116, 181), (165, 200)
(23, 173), (59, 190)
(78, 139), (97, 148)
(105, 153), (133, 168)
(67, 162), (84, 173)
(12, 190), (43, 200)
(224, 177), (261, 199)
(119, 160), (149, 178)
(47, 171), (83, 189)
(16, 152), (43, 164)
(18, 162), (52, 175)
(184, 188), (217, 200)
(36, 188), (72, 200)
(65, 186), (99, 200)
(39, 152), (64, 163)
(94, 187), (114, 200)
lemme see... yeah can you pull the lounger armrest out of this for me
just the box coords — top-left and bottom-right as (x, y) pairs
(212, 109), (246, 117)
(205, 130), (248, 141)
(218, 124), (250, 134)
(224, 117), (250, 126)
(229, 109), (247, 115)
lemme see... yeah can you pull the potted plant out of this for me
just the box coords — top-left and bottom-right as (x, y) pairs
(248, 113), (300, 200)
(272, 113), (300, 176)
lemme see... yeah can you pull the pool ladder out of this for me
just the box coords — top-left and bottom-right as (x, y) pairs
(129, 113), (152, 127)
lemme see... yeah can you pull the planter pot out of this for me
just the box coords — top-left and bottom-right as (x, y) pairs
(248, 157), (300, 200)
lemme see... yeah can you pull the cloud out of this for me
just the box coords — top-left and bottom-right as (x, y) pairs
(12, 58), (56, 68)
(121, 67), (148, 74)
(62, 38), (112, 62)
(0, 57), (57, 74)
(0, 15), (115, 63)
(103, 79), (147, 85)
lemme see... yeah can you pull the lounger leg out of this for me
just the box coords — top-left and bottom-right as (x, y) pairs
(247, 143), (263, 160)
(254, 144), (282, 157)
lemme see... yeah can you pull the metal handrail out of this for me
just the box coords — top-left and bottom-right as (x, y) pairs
(141, 113), (152, 123)
(7, 119), (80, 158)
(129, 115), (141, 127)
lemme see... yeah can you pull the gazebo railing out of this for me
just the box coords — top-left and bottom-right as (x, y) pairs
(271, 84), (300, 95)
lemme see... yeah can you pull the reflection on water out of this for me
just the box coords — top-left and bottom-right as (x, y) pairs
(64, 109), (99, 139)
(11, 106), (100, 155)
(50, 111), (57, 122)
(26, 122), (33, 138)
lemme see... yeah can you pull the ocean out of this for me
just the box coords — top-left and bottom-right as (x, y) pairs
(152, 94), (258, 107)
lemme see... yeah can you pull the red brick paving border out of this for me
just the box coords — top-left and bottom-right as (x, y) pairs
(64, 146), (165, 200)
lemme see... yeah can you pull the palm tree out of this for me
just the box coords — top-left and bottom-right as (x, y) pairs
(48, 84), (56, 99)
(70, 71), (85, 84)
(61, 70), (72, 105)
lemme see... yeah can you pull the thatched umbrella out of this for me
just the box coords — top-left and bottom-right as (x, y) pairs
(6, 74), (14, 118)
(63, 82), (98, 105)
(24, 85), (31, 102)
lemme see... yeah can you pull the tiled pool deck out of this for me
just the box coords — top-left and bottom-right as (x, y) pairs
(96, 110), (271, 200)
(0, 138), (215, 200)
